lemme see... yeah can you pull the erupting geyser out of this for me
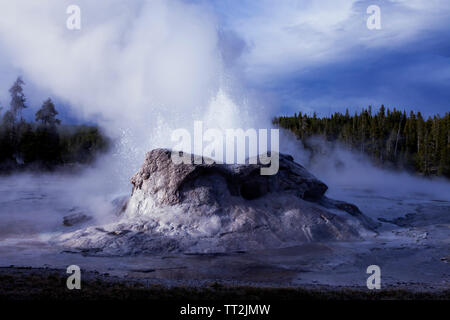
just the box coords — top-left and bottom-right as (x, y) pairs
(57, 149), (378, 256)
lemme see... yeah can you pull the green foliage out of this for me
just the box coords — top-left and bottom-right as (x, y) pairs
(59, 126), (109, 164)
(35, 98), (61, 126)
(0, 121), (109, 171)
(9, 77), (27, 120)
(274, 106), (450, 178)
(0, 77), (110, 172)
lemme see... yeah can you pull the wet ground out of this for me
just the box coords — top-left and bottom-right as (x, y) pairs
(0, 174), (448, 291)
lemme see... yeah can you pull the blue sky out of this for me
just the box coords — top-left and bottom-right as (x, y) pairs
(210, 0), (450, 116)
(0, 0), (449, 124)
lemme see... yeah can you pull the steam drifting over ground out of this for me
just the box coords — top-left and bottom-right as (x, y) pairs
(281, 135), (450, 202)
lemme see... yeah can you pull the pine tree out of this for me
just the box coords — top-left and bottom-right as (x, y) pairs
(9, 77), (27, 121)
(35, 98), (61, 126)
(273, 105), (450, 177)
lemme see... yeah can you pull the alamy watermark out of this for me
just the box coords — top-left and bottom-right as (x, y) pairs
(65, 4), (380, 31)
(367, 5), (381, 30)
(171, 121), (280, 175)
(66, 265), (81, 290)
(366, 265), (381, 289)
(66, 5), (81, 30)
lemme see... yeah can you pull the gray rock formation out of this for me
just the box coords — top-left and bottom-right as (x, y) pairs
(57, 149), (377, 256)
(130, 149), (328, 206)
(63, 210), (92, 227)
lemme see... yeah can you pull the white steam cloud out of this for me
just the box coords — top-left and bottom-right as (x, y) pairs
(0, 0), (270, 185)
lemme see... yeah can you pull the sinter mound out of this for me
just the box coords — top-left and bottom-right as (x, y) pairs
(57, 149), (378, 256)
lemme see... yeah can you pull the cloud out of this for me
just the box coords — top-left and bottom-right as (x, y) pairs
(0, 0), (273, 176)
(0, 0), (219, 123)
(212, 0), (450, 114)
(218, 0), (449, 78)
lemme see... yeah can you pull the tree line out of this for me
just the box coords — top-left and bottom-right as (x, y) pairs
(273, 105), (450, 178)
(0, 77), (109, 172)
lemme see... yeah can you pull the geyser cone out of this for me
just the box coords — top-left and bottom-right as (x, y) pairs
(56, 149), (377, 256)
